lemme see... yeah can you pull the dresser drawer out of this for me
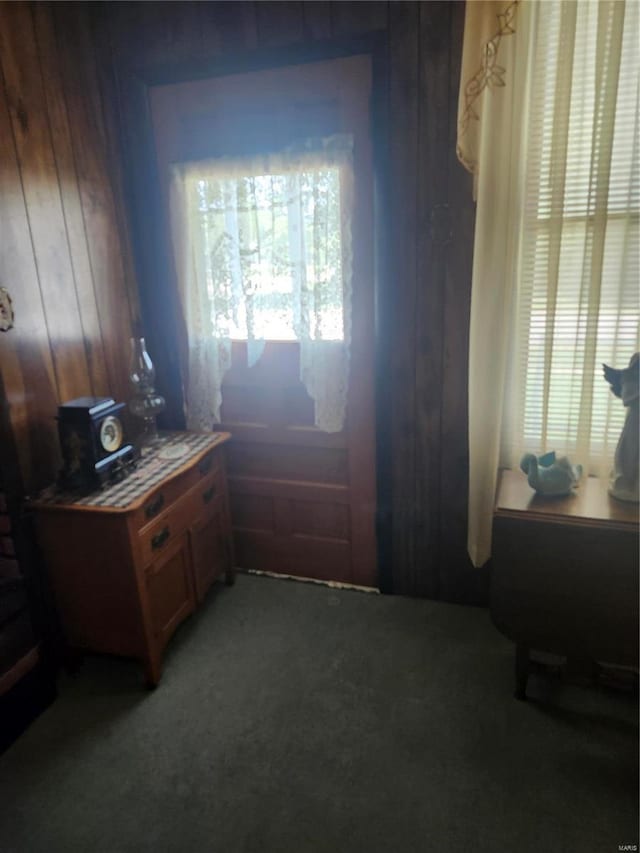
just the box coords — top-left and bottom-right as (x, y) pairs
(138, 469), (225, 568)
(193, 449), (218, 481)
(191, 471), (226, 523)
(132, 450), (222, 531)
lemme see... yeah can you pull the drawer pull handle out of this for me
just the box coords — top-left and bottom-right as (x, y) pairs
(145, 493), (165, 519)
(198, 456), (213, 476)
(151, 526), (170, 550)
(202, 486), (216, 504)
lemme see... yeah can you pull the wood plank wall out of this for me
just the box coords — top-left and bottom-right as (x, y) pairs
(102, 0), (482, 603)
(0, 2), (138, 496)
(0, 1), (480, 601)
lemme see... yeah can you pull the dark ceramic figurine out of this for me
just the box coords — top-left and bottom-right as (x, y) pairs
(603, 352), (639, 503)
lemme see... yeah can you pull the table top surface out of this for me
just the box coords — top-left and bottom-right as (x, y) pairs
(496, 469), (639, 529)
(32, 431), (230, 513)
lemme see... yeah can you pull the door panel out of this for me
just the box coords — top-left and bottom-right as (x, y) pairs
(227, 442), (348, 485)
(150, 55), (376, 587)
(234, 530), (351, 583)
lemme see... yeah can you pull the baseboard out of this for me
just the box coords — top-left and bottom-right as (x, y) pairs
(245, 568), (380, 594)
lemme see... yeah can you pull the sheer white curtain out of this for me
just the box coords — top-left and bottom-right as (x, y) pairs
(458, 0), (533, 568)
(459, 0), (639, 567)
(169, 136), (354, 433)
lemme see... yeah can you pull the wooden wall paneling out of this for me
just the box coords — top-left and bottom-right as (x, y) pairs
(52, 4), (136, 406)
(0, 3), (93, 403)
(0, 1), (141, 498)
(102, 1), (204, 72)
(106, 12), (186, 426)
(439, 1), (485, 604)
(411, 2), (452, 598)
(199, 2), (258, 59)
(152, 1), (205, 66)
(301, 2), (332, 42)
(196, 3), (224, 59)
(255, 2), (304, 47)
(103, 0), (480, 601)
(114, 75), (186, 426)
(31, 3), (110, 399)
(114, 0), (205, 70)
(330, 2), (388, 38)
(99, 0), (164, 334)
(387, 2), (420, 596)
(0, 41), (60, 492)
(101, 1), (149, 70)
(338, 53), (377, 588)
(86, 4), (141, 335)
(369, 20), (393, 594)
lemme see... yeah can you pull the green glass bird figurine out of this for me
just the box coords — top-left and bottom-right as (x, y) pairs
(519, 451), (583, 496)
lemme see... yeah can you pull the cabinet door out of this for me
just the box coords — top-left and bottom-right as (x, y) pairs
(145, 534), (195, 648)
(190, 495), (230, 603)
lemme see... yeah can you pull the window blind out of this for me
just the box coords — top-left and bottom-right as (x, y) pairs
(502, 0), (639, 475)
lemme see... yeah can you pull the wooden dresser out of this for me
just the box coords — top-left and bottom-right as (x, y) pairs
(492, 470), (639, 699)
(32, 432), (234, 686)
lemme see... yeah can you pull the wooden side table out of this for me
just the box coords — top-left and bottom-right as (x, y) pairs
(491, 470), (639, 699)
(32, 432), (234, 686)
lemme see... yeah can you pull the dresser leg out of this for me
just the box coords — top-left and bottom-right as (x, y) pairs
(143, 656), (162, 689)
(515, 643), (529, 701)
(225, 565), (236, 586)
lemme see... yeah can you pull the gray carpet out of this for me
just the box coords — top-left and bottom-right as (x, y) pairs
(0, 574), (637, 853)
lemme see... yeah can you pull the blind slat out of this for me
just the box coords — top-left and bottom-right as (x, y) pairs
(503, 0), (639, 474)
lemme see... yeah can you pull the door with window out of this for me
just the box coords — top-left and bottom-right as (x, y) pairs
(150, 56), (376, 587)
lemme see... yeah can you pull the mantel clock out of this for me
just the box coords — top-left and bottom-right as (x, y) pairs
(57, 397), (135, 492)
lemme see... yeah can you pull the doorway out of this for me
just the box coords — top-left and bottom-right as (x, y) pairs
(149, 55), (376, 587)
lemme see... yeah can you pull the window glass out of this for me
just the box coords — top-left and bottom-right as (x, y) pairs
(195, 169), (344, 342)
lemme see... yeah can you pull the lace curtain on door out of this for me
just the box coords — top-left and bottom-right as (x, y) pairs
(169, 136), (354, 433)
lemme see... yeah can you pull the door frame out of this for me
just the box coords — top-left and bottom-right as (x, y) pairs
(110, 28), (394, 593)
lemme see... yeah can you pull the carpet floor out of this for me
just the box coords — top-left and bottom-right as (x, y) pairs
(0, 574), (637, 853)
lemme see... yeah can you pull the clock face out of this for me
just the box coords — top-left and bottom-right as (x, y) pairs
(99, 415), (123, 453)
